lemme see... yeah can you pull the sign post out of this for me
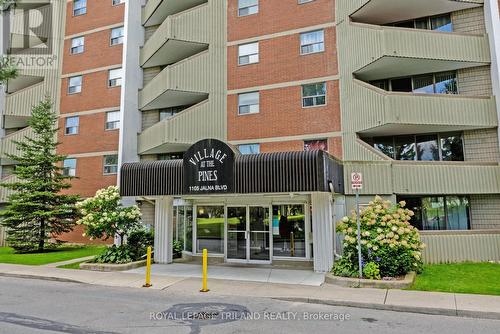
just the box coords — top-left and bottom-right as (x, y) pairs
(351, 172), (363, 279)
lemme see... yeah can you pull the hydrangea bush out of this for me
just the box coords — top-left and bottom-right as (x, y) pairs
(76, 186), (142, 245)
(333, 196), (425, 279)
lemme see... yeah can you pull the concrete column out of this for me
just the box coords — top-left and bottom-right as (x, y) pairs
(154, 196), (174, 264)
(311, 192), (334, 273)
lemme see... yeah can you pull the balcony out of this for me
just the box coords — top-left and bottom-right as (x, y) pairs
(1, 127), (36, 159)
(353, 80), (498, 136)
(0, 175), (19, 203)
(4, 81), (46, 118)
(138, 100), (226, 154)
(139, 51), (211, 111)
(343, 161), (500, 195)
(348, 24), (490, 81)
(142, 0), (207, 27)
(141, 14), (208, 68)
(349, 0), (482, 25)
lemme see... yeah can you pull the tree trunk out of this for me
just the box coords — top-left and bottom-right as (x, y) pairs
(38, 220), (45, 252)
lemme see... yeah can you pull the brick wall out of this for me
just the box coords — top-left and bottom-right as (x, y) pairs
(470, 195), (500, 229)
(228, 27), (337, 90)
(463, 129), (500, 161)
(260, 136), (342, 159)
(458, 66), (492, 96)
(227, 80), (341, 141)
(65, 0), (124, 36)
(451, 7), (486, 34)
(227, 0), (334, 41)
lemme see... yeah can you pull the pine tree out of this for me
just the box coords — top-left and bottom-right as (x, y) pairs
(0, 0), (17, 84)
(0, 98), (80, 252)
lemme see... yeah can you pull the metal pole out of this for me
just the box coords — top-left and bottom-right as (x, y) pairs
(356, 189), (363, 278)
(143, 246), (152, 287)
(200, 248), (209, 292)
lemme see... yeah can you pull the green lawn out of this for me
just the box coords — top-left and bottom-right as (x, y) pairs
(0, 246), (105, 266)
(410, 262), (500, 296)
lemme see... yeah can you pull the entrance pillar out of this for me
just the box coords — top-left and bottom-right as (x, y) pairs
(311, 192), (334, 272)
(154, 196), (174, 264)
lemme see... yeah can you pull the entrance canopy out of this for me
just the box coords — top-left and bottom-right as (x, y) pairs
(120, 140), (344, 197)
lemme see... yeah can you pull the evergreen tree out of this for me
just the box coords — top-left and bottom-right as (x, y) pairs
(0, 98), (80, 252)
(0, 0), (17, 84)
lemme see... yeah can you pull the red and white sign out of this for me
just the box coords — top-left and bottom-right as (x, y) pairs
(351, 172), (363, 190)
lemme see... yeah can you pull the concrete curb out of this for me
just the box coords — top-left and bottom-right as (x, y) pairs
(273, 297), (500, 320)
(0, 272), (84, 284)
(325, 272), (416, 289)
(79, 260), (146, 272)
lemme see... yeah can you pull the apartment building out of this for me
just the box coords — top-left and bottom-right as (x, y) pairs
(0, 0), (66, 245)
(56, 0), (125, 243)
(0, 0), (124, 244)
(119, 0), (500, 271)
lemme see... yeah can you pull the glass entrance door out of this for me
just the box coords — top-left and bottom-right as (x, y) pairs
(249, 206), (270, 261)
(227, 207), (247, 260)
(226, 206), (270, 263)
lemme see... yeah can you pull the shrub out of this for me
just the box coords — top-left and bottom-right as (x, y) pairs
(76, 186), (142, 245)
(127, 229), (154, 260)
(93, 245), (134, 264)
(333, 196), (425, 279)
(363, 262), (381, 280)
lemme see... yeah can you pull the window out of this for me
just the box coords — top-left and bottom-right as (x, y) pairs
(196, 206), (224, 254)
(238, 42), (259, 65)
(110, 26), (124, 45)
(63, 159), (77, 177)
(65, 116), (79, 135)
(371, 133), (464, 161)
(238, 0), (258, 16)
(390, 14), (452, 32)
(159, 106), (188, 121)
(298, 0), (315, 3)
(272, 205), (306, 257)
(238, 144), (260, 154)
(174, 206), (193, 252)
(238, 92), (259, 115)
(158, 152), (184, 160)
(302, 82), (326, 107)
(112, 0), (124, 5)
(73, 0), (86, 16)
(103, 155), (118, 174)
(108, 68), (122, 87)
(105, 111), (120, 130)
(304, 139), (328, 151)
(370, 71), (458, 95)
(397, 196), (470, 230)
(300, 30), (324, 54)
(68, 75), (82, 94)
(70, 37), (84, 54)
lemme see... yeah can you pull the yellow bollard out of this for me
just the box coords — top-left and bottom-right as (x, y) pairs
(143, 246), (152, 288)
(200, 248), (209, 292)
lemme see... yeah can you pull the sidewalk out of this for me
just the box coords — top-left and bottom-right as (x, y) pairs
(0, 263), (499, 320)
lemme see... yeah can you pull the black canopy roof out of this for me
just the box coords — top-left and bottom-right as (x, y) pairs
(120, 150), (344, 196)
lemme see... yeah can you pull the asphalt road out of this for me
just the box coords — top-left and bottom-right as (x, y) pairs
(0, 276), (498, 334)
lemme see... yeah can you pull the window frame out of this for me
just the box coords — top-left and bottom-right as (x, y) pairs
(237, 91), (260, 115)
(238, 42), (259, 66)
(110, 26), (124, 46)
(68, 75), (82, 95)
(112, 0), (125, 6)
(105, 111), (120, 130)
(238, 143), (260, 155)
(238, 0), (259, 17)
(301, 82), (327, 108)
(108, 68), (122, 88)
(63, 158), (77, 177)
(64, 116), (80, 135)
(70, 36), (84, 54)
(73, 0), (87, 16)
(298, 0), (315, 4)
(103, 155), (118, 175)
(300, 29), (325, 55)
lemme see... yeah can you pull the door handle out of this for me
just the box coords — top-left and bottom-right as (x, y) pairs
(245, 230), (249, 240)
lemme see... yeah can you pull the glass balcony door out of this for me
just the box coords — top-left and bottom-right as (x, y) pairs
(226, 206), (271, 263)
